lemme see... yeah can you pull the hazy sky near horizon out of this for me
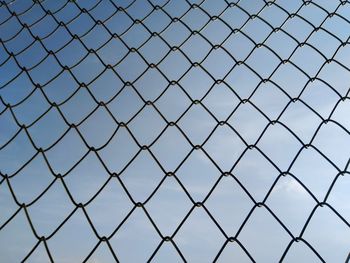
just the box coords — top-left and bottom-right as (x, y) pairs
(1, 0), (350, 262)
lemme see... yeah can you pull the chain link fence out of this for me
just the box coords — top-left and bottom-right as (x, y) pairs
(1, 0), (350, 262)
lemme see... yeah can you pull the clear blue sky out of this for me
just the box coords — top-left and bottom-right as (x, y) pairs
(1, 0), (350, 262)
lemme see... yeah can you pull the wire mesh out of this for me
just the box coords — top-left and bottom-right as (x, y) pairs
(1, 0), (350, 262)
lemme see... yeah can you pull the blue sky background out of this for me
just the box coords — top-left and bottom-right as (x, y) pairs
(1, 0), (350, 262)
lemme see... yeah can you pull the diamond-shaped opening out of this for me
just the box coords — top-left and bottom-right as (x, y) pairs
(28, 108), (68, 149)
(279, 100), (321, 143)
(12, 88), (50, 126)
(139, 35), (169, 64)
(56, 39), (86, 68)
(303, 206), (350, 262)
(332, 100), (350, 131)
(238, 207), (291, 262)
(126, 0), (153, 20)
(85, 179), (132, 236)
(298, 3), (328, 27)
(250, 81), (289, 120)
(265, 30), (297, 60)
(228, 103), (269, 144)
(323, 15), (350, 42)
(96, 38), (129, 66)
(0, 15), (22, 41)
(205, 175), (254, 235)
(307, 30), (339, 59)
(216, 242), (253, 263)
(52, 1), (80, 23)
(158, 50), (191, 81)
(203, 125), (246, 171)
(271, 62), (309, 98)
(59, 87), (97, 124)
(163, 0), (189, 17)
(98, 127), (139, 173)
(109, 208), (160, 262)
(145, 177), (192, 234)
(151, 126), (192, 171)
(128, 105), (166, 145)
(120, 150), (164, 202)
(267, 176), (315, 235)
(178, 104), (216, 145)
(66, 12), (95, 37)
(0, 109), (20, 146)
(313, 122), (350, 169)
(79, 107), (117, 148)
(283, 16), (314, 43)
(327, 175), (350, 222)
(242, 18), (272, 44)
(176, 149), (220, 201)
(43, 70), (79, 104)
(0, 210), (38, 262)
(107, 86), (144, 122)
(84, 242), (117, 263)
(202, 48), (235, 79)
(233, 148), (280, 201)
(143, 9), (172, 33)
(27, 181), (74, 236)
(290, 147), (337, 201)
(6, 29), (34, 55)
(282, 240), (324, 263)
(30, 15), (57, 38)
(9, 154), (53, 204)
(221, 5), (249, 29)
(260, 4), (289, 27)
(246, 46), (281, 79)
(182, 7), (210, 31)
(134, 67), (168, 101)
(89, 68), (124, 102)
(151, 242), (183, 263)
(116, 52), (147, 82)
(257, 123), (302, 170)
(202, 82), (240, 121)
(225, 64), (261, 99)
(71, 53), (105, 84)
(0, 182), (18, 226)
(179, 66), (213, 99)
(0, 130), (36, 175)
(105, 9), (133, 35)
(174, 207), (225, 262)
(161, 21), (191, 46)
(42, 26), (71, 51)
(201, 19), (231, 45)
(122, 23), (150, 49)
(182, 33), (212, 62)
(63, 152), (110, 204)
(317, 61), (350, 97)
(291, 45), (326, 77)
(45, 128), (87, 174)
(201, 0), (227, 15)
(47, 209), (97, 263)
(1, 67), (29, 99)
(80, 24), (110, 51)
(300, 79), (339, 118)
